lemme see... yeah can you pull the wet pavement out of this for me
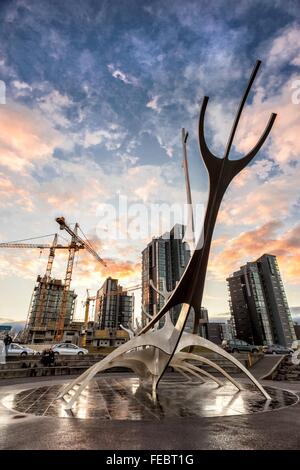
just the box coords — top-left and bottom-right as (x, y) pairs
(0, 373), (300, 449)
(1, 376), (298, 420)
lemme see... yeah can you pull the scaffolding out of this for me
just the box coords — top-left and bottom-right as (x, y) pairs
(26, 276), (77, 343)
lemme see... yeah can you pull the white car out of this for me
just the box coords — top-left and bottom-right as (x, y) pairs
(7, 343), (38, 356)
(292, 340), (300, 351)
(51, 343), (88, 356)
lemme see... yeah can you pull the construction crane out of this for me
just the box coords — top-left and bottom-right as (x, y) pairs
(56, 217), (107, 267)
(84, 290), (96, 326)
(81, 289), (96, 347)
(0, 234), (84, 329)
(55, 216), (107, 341)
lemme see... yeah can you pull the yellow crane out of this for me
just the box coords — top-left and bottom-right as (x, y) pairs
(55, 216), (107, 341)
(0, 233), (84, 328)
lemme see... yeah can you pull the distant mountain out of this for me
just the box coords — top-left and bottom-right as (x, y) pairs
(209, 307), (300, 325)
(209, 315), (230, 323)
(0, 318), (26, 333)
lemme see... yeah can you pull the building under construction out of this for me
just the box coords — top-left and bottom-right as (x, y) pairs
(0, 217), (108, 345)
(26, 275), (77, 344)
(89, 277), (134, 347)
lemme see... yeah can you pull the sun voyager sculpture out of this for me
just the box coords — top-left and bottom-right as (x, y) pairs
(58, 60), (277, 409)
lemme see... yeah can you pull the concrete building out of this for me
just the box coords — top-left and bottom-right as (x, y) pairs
(206, 321), (234, 345)
(94, 277), (133, 346)
(207, 322), (224, 345)
(227, 254), (296, 347)
(26, 275), (77, 343)
(185, 307), (209, 337)
(142, 224), (191, 325)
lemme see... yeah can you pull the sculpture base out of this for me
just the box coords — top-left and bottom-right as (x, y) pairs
(2, 374), (297, 420)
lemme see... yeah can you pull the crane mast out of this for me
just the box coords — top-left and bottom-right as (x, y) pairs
(55, 217), (107, 341)
(56, 217), (107, 267)
(55, 225), (80, 341)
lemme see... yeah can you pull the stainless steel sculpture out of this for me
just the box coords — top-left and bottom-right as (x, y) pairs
(58, 60), (276, 409)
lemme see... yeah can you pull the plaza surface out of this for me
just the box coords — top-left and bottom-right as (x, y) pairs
(0, 373), (300, 450)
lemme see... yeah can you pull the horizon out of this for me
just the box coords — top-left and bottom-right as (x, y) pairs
(0, 0), (300, 322)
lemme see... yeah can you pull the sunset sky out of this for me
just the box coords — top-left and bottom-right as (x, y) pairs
(0, 0), (299, 323)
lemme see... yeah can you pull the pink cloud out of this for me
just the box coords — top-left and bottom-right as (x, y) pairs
(209, 221), (300, 284)
(0, 101), (71, 172)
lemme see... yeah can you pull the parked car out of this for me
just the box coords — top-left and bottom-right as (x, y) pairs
(223, 339), (260, 354)
(291, 340), (300, 351)
(7, 343), (38, 356)
(263, 344), (293, 355)
(51, 343), (88, 356)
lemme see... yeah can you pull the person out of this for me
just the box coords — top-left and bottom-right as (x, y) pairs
(41, 348), (50, 366)
(41, 348), (55, 367)
(3, 333), (12, 356)
(48, 349), (55, 366)
(0, 339), (5, 364)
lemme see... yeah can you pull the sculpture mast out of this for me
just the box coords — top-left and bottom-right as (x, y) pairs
(181, 128), (195, 247)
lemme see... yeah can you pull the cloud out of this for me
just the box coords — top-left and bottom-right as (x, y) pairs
(37, 89), (73, 128)
(12, 80), (32, 97)
(83, 125), (126, 150)
(210, 26), (300, 231)
(234, 75), (300, 165)
(209, 221), (300, 284)
(0, 101), (72, 172)
(75, 254), (141, 284)
(266, 24), (300, 68)
(0, 172), (34, 212)
(107, 64), (139, 86)
(146, 95), (161, 112)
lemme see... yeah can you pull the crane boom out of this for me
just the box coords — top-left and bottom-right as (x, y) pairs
(0, 243), (70, 249)
(56, 217), (107, 267)
(54, 217), (106, 341)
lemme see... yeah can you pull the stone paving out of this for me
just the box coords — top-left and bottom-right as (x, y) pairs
(0, 373), (300, 449)
(2, 376), (298, 420)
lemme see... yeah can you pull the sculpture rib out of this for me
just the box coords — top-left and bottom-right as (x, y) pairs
(58, 61), (276, 409)
(172, 352), (239, 389)
(173, 366), (195, 382)
(171, 360), (223, 387)
(173, 364), (205, 382)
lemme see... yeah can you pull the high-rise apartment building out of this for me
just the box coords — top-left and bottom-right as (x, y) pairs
(227, 254), (296, 346)
(142, 224), (193, 325)
(95, 277), (133, 330)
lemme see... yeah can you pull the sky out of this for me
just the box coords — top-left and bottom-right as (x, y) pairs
(0, 0), (300, 323)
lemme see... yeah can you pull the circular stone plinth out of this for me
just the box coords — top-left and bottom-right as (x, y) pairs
(2, 376), (298, 420)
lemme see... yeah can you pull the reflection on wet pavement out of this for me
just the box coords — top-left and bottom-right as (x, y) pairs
(2, 376), (298, 421)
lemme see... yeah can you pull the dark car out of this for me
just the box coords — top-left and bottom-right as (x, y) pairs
(263, 344), (293, 355)
(224, 339), (260, 354)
